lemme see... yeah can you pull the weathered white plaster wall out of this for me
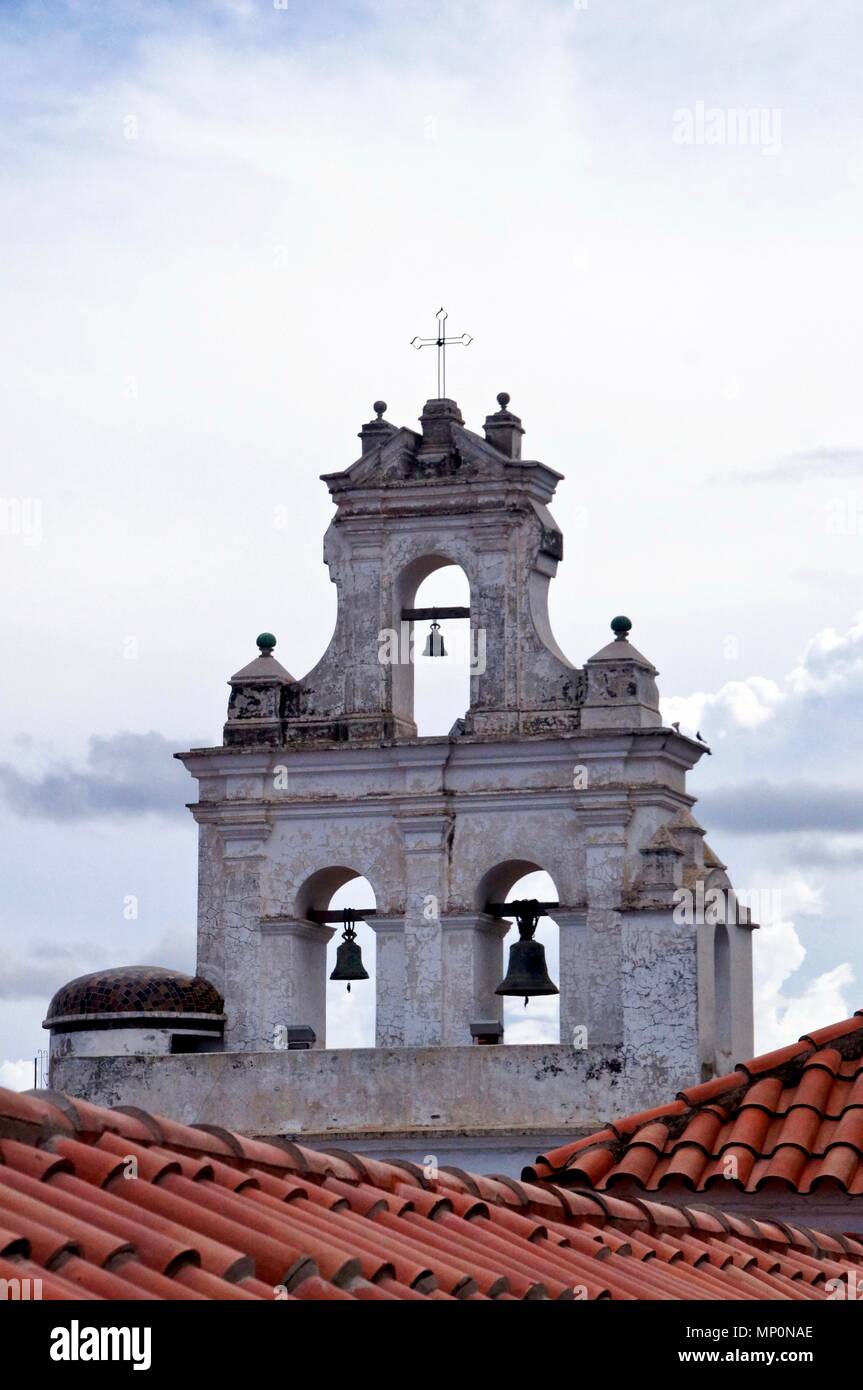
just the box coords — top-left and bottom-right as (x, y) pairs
(50, 1028), (177, 1059)
(620, 910), (700, 1070)
(51, 1042), (696, 1145)
(176, 724), (755, 1097)
(48, 1022), (224, 1064)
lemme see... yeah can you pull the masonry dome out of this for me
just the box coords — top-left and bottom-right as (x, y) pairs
(44, 966), (224, 1026)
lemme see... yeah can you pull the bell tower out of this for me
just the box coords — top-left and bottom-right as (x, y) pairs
(50, 387), (756, 1165)
(176, 390), (754, 1078)
(223, 393), (586, 749)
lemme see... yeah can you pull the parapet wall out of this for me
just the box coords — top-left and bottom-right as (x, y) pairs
(51, 1041), (692, 1146)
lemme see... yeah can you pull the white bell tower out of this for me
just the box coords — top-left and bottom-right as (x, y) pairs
(178, 393), (754, 1074)
(51, 389), (755, 1165)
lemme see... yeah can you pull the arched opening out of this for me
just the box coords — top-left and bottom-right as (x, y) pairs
(714, 922), (733, 1070)
(392, 555), (472, 736)
(476, 860), (560, 1045)
(295, 866), (376, 1049)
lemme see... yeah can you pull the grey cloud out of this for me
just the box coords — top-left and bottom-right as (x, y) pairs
(713, 448), (863, 485)
(0, 732), (201, 822)
(0, 928), (196, 1003)
(0, 941), (106, 1001)
(699, 781), (863, 834)
(780, 838), (863, 868)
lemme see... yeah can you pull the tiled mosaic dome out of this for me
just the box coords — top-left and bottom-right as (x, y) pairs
(45, 966), (224, 1024)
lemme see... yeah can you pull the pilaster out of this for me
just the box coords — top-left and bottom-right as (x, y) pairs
(441, 913), (510, 1045)
(398, 813), (452, 1046)
(555, 908), (589, 1048)
(369, 915), (406, 1047)
(582, 805), (628, 1046)
(202, 819), (270, 1052)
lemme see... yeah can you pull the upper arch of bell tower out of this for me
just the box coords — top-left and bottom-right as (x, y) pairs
(225, 393), (639, 747)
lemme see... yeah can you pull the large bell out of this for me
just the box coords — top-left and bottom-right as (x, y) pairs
(495, 899), (559, 1007)
(423, 620), (446, 658)
(329, 919), (369, 993)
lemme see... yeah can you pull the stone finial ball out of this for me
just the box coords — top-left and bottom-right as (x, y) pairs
(496, 391), (511, 409)
(373, 400), (387, 418)
(610, 615), (632, 635)
(256, 632), (277, 651)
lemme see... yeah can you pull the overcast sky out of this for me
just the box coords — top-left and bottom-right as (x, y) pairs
(2, 0), (862, 1084)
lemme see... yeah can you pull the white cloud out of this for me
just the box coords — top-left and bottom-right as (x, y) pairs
(665, 611), (863, 741)
(662, 676), (783, 736)
(502, 996), (559, 1047)
(756, 958), (855, 1054)
(788, 611), (863, 695)
(666, 615), (863, 1051)
(774, 873), (824, 920)
(0, 1059), (34, 1092)
(748, 868), (853, 1052)
(213, 0), (258, 17)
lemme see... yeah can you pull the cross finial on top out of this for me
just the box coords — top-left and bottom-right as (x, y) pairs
(410, 307), (472, 399)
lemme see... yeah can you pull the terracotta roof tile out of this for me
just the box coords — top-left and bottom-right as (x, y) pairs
(676, 1072), (742, 1107)
(530, 1010), (863, 1196)
(656, 1147), (711, 1188)
(614, 1101), (688, 1135)
(537, 1128), (616, 1169)
(672, 1110), (726, 1153)
(740, 1076), (785, 1112)
(801, 1018), (863, 1048)
(830, 1109), (863, 1151)
(2, 1081), (863, 1300)
(755, 1146), (811, 1190)
(739, 1041), (813, 1078)
(605, 1145), (667, 1187)
(789, 1064), (839, 1113)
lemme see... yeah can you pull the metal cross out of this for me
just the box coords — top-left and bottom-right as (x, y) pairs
(410, 307), (472, 399)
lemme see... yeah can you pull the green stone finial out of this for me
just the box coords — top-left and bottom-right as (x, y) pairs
(256, 632), (277, 653)
(610, 615), (632, 639)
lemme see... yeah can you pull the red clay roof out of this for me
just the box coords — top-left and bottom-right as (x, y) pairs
(2, 1084), (863, 1300)
(525, 1011), (863, 1197)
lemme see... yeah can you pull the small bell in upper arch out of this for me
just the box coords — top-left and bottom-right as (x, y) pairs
(423, 620), (446, 658)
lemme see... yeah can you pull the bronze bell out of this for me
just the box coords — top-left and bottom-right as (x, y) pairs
(423, 620), (446, 657)
(495, 899), (559, 1007)
(329, 916), (369, 993)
